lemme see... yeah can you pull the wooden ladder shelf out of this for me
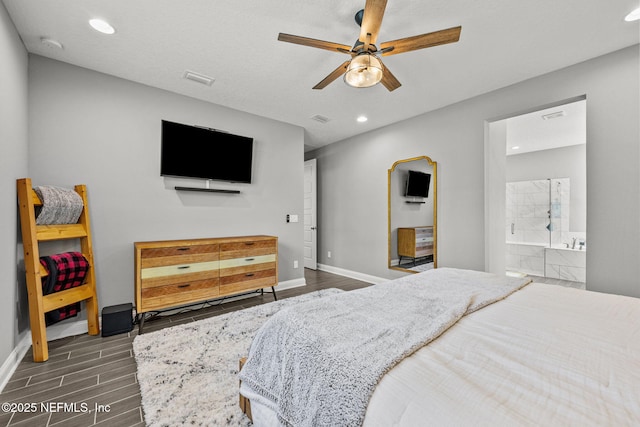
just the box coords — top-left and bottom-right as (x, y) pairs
(17, 178), (100, 362)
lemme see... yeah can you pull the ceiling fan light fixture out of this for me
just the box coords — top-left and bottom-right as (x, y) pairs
(344, 53), (383, 88)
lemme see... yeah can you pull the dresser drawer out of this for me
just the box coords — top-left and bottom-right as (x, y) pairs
(416, 236), (434, 244)
(415, 228), (433, 238)
(141, 244), (219, 258)
(141, 278), (219, 299)
(220, 268), (277, 294)
(140, 269), (219, 289)
(220, 239), (277, 259)
(141, 261), (219, 281)
(416, 248), (433, 257)
(140, 244), (219, 269)
(140, 278), (220, 312)
(219, 254), (276, 270)
(417, 241), (433, 249)
(219, 258), (277, 277)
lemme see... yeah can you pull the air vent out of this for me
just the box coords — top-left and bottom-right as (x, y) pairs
(183, 70), (215, 86)
(541, 110), (566, 120)
(40, 37), (63, 50)
(310, 115), (330, 124)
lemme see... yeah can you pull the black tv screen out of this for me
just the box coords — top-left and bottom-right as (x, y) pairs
(405, 170), (431, 198)
(161, 120), (253, 183)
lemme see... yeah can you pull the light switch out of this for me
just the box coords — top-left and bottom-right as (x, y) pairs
(287, 214), (299, 223)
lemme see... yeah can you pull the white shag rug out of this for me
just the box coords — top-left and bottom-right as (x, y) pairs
(133, 289), (343, 426)
(408, 262), (434, 273)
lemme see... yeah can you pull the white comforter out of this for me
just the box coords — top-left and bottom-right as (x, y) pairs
(363, 283), (640, 426)
(246, 283), (640, 426)
(240, 268), (529, 426)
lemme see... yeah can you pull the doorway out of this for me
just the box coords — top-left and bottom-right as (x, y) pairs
(303, 159), (317, 269)
(485, 97), (586, 287)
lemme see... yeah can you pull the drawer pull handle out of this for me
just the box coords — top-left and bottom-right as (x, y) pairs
(245, 258), (255, 261)
(245, 242), (255, 246)
(178, 284), (191, 288)
(177, 247), (191, 251)
(177, 265), (191, 270)
(245, 273), (255, 277)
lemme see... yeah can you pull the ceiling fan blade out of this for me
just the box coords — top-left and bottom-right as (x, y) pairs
(278, 33), (353, 54)
(313, 61), (351, 90)
(380, 26), (461, 56)
(359, 0), (388, 45)
(380, 62), (401, 91)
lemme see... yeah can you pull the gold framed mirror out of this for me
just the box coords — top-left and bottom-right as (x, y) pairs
(388, 156), (437, 272)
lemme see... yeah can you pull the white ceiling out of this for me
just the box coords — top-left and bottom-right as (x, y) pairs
(506, 99), (587, 156)
(3, 0), (639, 151)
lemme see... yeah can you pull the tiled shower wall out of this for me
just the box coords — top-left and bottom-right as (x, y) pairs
(506, 178), (570, 245)
(506, 243), (545, 276)
(506, 178), (580, 279)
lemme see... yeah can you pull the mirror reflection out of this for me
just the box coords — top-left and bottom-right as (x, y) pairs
(388, 156), (437, 272)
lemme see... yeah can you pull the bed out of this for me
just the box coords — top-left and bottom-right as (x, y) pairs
(239, 268), (640, 426)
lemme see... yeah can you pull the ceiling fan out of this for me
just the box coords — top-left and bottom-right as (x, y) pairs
(278, 0), (461, 91)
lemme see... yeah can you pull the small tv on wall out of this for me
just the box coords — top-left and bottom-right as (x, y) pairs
(160, 120), (253, 183)
(405, 170), (431, 198)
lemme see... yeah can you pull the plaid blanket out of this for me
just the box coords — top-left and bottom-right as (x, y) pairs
(40, 252), (89, 325)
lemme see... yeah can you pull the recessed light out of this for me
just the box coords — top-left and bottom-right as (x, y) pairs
(625, 7), (640, 22)
(89, 18), (115, 34)
(511, 146), (520, 150)
(357, 115), (368, 123)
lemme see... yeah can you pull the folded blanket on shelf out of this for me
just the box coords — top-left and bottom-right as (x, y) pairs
(239, 268), (531, 427)
(34, 185), (83, 225)
(40, 251), (89, 325)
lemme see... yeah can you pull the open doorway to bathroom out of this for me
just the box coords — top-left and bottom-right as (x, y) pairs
(486, 97), (586, 289)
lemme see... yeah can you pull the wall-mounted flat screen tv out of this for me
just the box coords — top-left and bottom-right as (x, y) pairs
(161, 120), (253, 183)
(405, 170), (431, 198)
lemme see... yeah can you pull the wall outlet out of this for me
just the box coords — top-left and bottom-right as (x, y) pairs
(327, 251), (332, 258)
(293, 260), (298, 269)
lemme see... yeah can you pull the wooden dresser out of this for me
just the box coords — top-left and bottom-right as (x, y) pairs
(397, 226), (434, 265)
(134, 235), (277, 331)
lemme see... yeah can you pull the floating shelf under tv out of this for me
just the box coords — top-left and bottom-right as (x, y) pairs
(175, 186), (240, 194)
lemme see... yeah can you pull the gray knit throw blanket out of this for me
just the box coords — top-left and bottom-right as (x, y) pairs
(34, 186), (83, 225)
(239, 268), (531, 427)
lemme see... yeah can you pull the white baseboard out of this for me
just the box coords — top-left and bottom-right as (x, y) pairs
(0, 331), (31, 393)
(0, 318), (97, 392)
(277, 277), (307, 291)
(317, 264), (387, 285)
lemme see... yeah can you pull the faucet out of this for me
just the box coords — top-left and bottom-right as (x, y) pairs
(571, 237), (577, 249)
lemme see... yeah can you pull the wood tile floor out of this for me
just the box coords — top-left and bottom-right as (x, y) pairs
(0, 270), (371, 427)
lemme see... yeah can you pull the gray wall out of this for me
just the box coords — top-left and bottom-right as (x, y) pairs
(0, 4), (29, 371)
(26, 56), (306, 314)
(309, 45), (639, 298)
